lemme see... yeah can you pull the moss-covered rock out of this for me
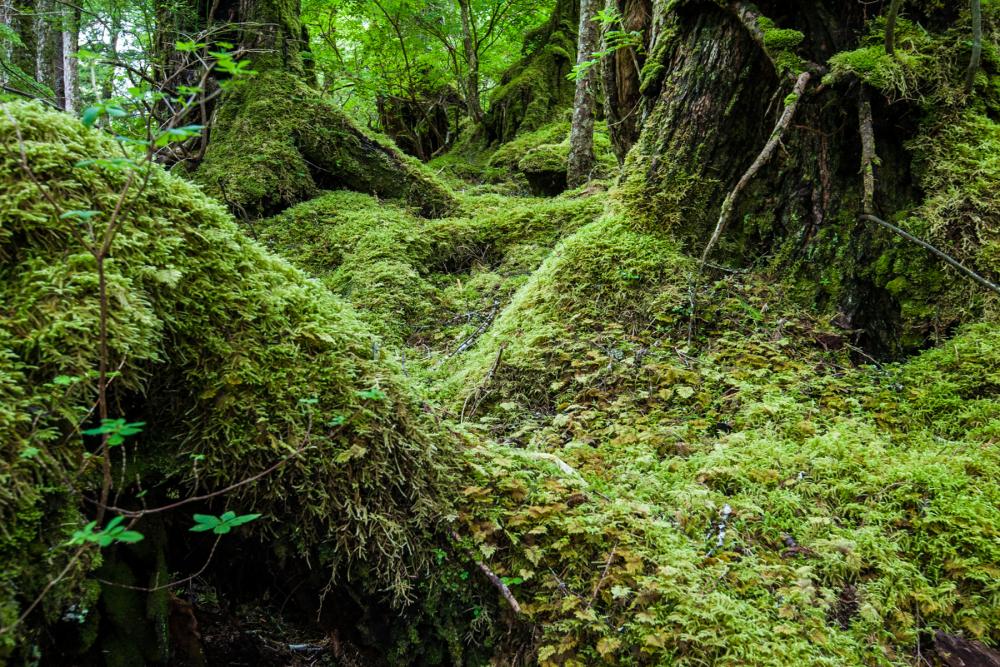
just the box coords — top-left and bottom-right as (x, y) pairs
(0, 101), (458, 659)
(195, 71), (457, 218)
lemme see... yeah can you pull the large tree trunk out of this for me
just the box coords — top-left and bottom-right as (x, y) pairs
(566, 0), (601, 187)
(615, 0), (991, 355)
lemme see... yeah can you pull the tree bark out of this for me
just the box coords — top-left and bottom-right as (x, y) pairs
(59, 3), (79, 112)
(567, 0), (601, 188)
(458, 0), (483, 123)
(884, 0), (903, 56)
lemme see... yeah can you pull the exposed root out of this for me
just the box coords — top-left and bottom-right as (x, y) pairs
(858, 88), (877, 216)
(699, 71), (812, 269)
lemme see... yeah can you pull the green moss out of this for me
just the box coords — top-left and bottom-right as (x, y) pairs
(196, 71), (457, 218)
(0, 102), (458, 657)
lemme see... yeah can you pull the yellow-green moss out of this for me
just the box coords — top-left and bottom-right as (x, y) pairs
(1, 101), (458, 657)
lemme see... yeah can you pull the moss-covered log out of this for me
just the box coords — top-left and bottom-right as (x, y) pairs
(176, 0), (457, 217)
(0, 101), (460, 662)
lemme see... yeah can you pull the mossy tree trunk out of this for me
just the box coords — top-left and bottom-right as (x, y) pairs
(173, 0), (456, 217)
(616, 0), (974, 354)
(566, 0), (601, 188)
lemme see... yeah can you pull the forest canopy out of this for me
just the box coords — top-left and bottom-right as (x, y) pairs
(1, 0), (1000, 665)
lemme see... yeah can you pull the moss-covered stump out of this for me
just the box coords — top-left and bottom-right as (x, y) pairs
(195, 71), (457, 218)
(482, 0), (579, 144)
(0, 101), (460, 661)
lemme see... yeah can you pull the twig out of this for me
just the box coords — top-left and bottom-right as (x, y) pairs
(885, 0), (904, 56)
(586, 543), (617, 609)
(97, 535), (222, 592)
(451, 531), (521, 614)
(861, 214), (1000, 295)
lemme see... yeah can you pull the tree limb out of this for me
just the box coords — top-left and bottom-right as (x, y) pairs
(861, 214), (1000, 296)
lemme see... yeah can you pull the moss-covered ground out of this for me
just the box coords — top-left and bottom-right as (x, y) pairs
(2, 11), (1000, 659)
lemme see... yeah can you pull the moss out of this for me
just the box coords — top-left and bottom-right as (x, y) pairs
(482, 0), (579, 143)
(255, 189), (605, 343)
(0, 102), (459, 658)
(196, 71), (457, 218)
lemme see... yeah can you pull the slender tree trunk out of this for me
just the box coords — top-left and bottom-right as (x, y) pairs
(60, 3), (79, 112)
(567, 0), (600, 188)
(884, 0), (903, 56)
(457, 0), (482, 123)
(965, 0), (982, 94)
(103, 12), (121, 100)
(0, 0), (12, 87)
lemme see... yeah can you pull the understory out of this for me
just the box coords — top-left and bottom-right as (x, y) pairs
(2, 1), (1000, 664)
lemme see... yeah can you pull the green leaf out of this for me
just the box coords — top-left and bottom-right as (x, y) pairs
(225, 513), (261, 527)
(60, 209), (101, 221)
(81, 106), (101, 128)
(19, 446), (41, 460)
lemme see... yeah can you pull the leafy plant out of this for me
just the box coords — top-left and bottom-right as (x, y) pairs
(189, 511), (262, 535)
(68, 516), (144, 547)
(81, 418), (146, 447)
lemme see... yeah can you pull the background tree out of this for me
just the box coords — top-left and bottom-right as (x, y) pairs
(566, 0), (600, 187)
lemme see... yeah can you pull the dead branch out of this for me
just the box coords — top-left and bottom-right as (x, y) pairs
(586, 544), (617, 609)
(451, 531), (521, 614)
(861, 214), (1000, 296)
(858, 88), (876, 216)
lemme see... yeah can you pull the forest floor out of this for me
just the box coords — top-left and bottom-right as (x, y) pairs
(243, 149), (1000, 664)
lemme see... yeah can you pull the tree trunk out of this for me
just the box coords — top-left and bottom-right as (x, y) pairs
(189, 0), (457, 217)
(59, 3), (78, 112)
(566, 0), (601, 188)
(615, 0), (935, 354)
(601, 0), (651, 163)
(458, 0), (482, 123)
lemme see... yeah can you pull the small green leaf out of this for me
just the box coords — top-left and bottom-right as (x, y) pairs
(60, 209), (101, 221)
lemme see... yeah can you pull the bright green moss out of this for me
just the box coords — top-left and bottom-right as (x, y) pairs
(0, 102), (458, 658)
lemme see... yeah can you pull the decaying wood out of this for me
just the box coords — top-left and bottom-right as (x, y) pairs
(858, 88), (876, 215)
(861, 214), (1000, 296)
(934, 630), (1000, 667)
(699, 71), (812, 269)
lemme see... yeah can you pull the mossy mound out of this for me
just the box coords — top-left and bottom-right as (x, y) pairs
(0, 101), (457, 659)
(487, 120), (618, 195)
(195, 71), (457, 218)
(255, 189), (605, 346)
(454, 322), (1000, 665)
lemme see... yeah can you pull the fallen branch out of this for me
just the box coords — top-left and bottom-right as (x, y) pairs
(861, 214), (1000, 296)
(858, 88), (877, 215)
(451, 531), (521, 614)
(700, 71), (812, 268)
